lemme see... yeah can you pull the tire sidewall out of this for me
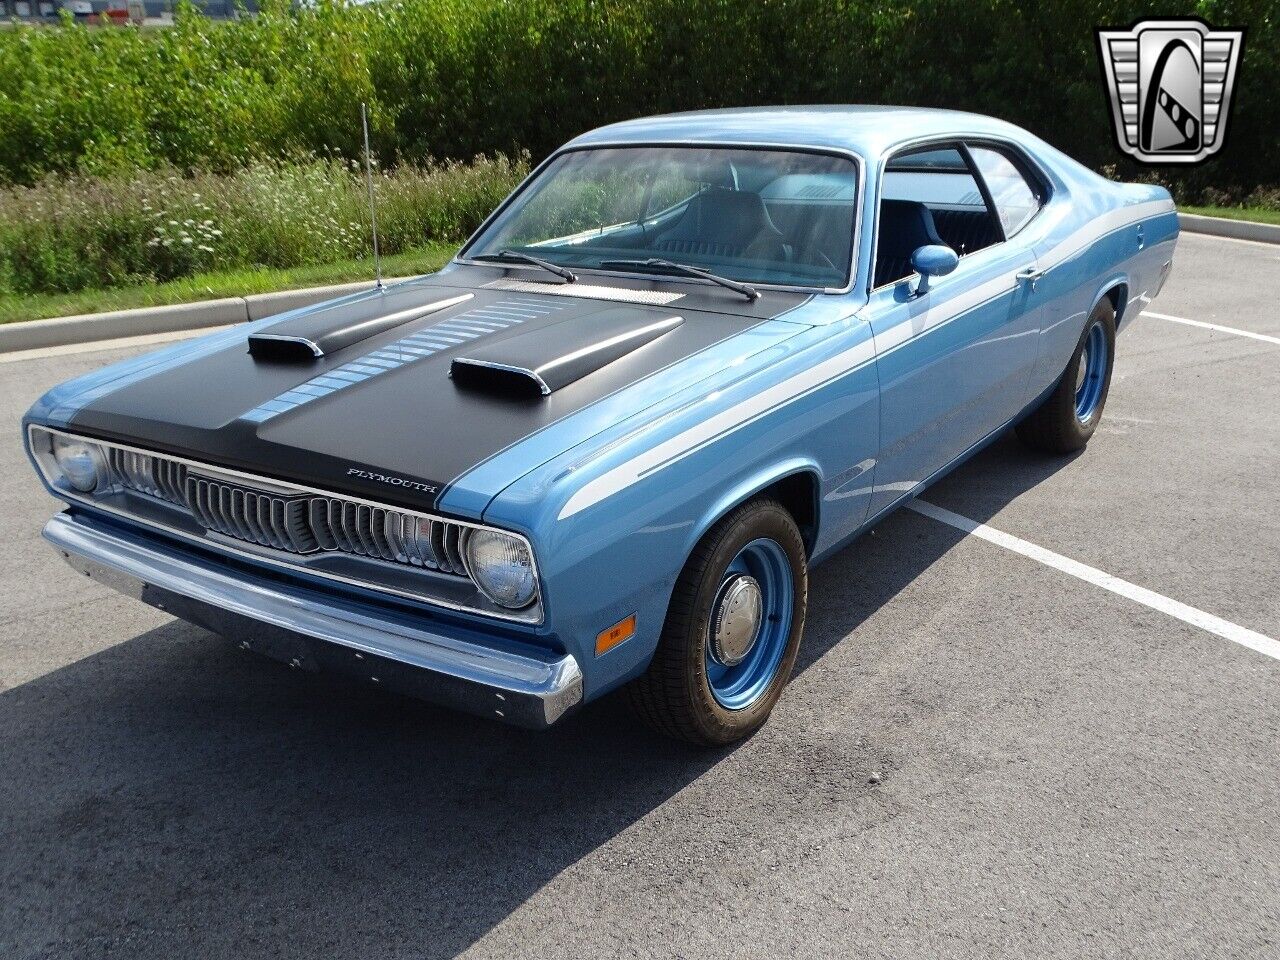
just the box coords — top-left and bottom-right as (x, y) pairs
(1055, 299), (1117, 447)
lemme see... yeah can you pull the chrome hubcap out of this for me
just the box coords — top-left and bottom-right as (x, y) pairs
(709, 574), (763, 667)
(1076, 346), (1089, 392)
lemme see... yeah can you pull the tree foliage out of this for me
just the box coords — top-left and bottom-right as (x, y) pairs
(0, 0), (1275, 200)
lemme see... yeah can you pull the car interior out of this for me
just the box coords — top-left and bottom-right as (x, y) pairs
(473, 143), (1043, 292)
(477, 148), (860, 289)
(873, 144), (1044, 289)
(569, 157), (859, 287)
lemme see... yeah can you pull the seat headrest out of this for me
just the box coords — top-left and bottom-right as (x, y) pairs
(699, 158), (739, 191)
(877, 199), (945, 259)
(663, 187), (783, 251)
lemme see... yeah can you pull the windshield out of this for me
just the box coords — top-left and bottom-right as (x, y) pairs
(463, 146), (859, 289)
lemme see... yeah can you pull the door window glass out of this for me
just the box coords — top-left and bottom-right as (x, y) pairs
(875, 146), (999, 287)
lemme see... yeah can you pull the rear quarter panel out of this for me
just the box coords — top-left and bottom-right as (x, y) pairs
(1025, 147), (1178, 391)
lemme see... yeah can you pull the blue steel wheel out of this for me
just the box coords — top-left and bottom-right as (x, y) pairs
(626, 498), (808, 746)
(704, 538), (795, 710)
(1015, 298), (1116, 455)
(1074, 319), (1109, 424)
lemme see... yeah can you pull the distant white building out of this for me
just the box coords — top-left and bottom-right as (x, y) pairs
(3, 0), (254, 20)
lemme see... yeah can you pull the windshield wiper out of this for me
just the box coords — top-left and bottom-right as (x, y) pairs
(472, 249), (576, 283)
(598, 258), (758, 301)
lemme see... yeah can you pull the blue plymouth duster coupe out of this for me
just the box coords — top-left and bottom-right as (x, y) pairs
(25, 107), (1178, 744)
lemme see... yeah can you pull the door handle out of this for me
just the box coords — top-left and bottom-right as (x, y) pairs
(1015, 267), (1044, 290)
(1136, 224), (1146, 250)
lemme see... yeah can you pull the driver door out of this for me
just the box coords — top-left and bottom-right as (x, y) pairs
(867, 143), (1044, 518)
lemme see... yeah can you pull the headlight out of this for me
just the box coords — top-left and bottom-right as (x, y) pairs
(52, 435), (105, 492)
(465, 529), (537, 609)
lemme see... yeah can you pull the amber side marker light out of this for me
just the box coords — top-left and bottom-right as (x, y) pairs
(596, 614), (637, 656)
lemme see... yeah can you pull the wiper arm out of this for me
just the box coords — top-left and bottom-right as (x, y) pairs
(473, 249), (576, 283)
(598, 258), (758, 301)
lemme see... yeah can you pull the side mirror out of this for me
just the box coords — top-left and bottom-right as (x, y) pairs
(911, 244), (958, 295)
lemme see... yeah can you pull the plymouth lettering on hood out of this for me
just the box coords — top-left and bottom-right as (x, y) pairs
(346, 467), (439, 495)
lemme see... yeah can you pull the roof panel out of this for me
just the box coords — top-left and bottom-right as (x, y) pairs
(566, 106), (1032, 159)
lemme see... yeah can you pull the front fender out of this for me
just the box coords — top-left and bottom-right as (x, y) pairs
(482, 320), (878, 700)
(684, 458), (823, 562)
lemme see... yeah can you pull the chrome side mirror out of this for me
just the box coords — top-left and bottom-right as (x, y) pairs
(911, 244), (959, 296)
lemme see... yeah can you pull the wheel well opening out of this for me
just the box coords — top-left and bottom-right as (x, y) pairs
(759, 472), (819, 556)
(1103, 283), (1128, 327)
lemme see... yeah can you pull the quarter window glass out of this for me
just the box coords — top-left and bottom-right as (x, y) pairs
(969, 147), (1041, 237)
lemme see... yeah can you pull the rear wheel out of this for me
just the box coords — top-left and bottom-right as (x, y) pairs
(1016, 298), (1116, 454)
(626, 498), (807, 746)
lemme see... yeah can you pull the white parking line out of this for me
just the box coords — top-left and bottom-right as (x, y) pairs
(907, 499), (1280, 663)
(1143, 310), (1280, 346)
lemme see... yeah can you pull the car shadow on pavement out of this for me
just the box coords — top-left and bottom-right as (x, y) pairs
(798, 432), (1083, 675)
(0, 433), (1076, 959)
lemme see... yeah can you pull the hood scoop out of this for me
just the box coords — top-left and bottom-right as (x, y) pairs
(451, 309), (683, 398)
(248, 292), (473, 361)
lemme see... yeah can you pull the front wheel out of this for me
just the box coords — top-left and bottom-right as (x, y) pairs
(1016, 298), (1117, 454)
(626, 498), (808, 746)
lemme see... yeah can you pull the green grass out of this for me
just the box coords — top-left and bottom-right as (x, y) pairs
(0, 243), (456, 325)
(1181, 205), (1280, 226)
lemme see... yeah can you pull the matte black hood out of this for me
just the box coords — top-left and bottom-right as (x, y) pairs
(66, 269), (808, 512)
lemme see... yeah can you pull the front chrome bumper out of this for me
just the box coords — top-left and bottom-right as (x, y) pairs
(44, 511), (582, 728)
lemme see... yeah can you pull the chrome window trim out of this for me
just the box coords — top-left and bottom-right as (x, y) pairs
(869, 132), (1055, 294)
(27, 424), (545, 626)
(455, 139), (867, 296)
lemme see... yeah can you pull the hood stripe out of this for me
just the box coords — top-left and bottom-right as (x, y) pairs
(239, 296), (565, 425)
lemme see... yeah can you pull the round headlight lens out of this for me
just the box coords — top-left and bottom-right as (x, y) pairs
(52, 436), (104, 492)
(465, 529), (537, 609)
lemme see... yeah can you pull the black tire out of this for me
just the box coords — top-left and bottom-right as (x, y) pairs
(626, 498), (808, 746)
(1016, 298), (1117, 454)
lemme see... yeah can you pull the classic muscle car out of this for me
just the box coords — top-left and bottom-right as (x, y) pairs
(25, 107), (1178, 744)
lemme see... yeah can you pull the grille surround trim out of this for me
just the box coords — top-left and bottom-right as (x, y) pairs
(26, 425), (543, 624)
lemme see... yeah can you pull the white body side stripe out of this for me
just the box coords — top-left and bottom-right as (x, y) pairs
(556, 198), (1176, 520)
(1038, 198), (1175, 271)
(558, 338), (876, 518)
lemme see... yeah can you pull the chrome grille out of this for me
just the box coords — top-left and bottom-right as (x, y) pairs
(188, 476), (471, 576)
(107, 447), (189, 505)
(187, 477), (317, 554)
(307, 498), (470, 575)
(28, 426), (542, 622)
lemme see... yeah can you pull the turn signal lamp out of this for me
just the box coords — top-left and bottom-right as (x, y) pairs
(595, 614), (636, 656)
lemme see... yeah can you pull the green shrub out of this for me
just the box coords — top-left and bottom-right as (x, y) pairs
(0, 0), (1276, 203)
(0, 153), (526, 295)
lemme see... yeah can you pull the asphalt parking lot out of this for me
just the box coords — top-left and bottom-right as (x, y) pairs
(1, 231), (1276, 959)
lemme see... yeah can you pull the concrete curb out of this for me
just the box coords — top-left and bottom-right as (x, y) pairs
(1179, 212), (1280, 245)
(0, 277), (416, 354)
